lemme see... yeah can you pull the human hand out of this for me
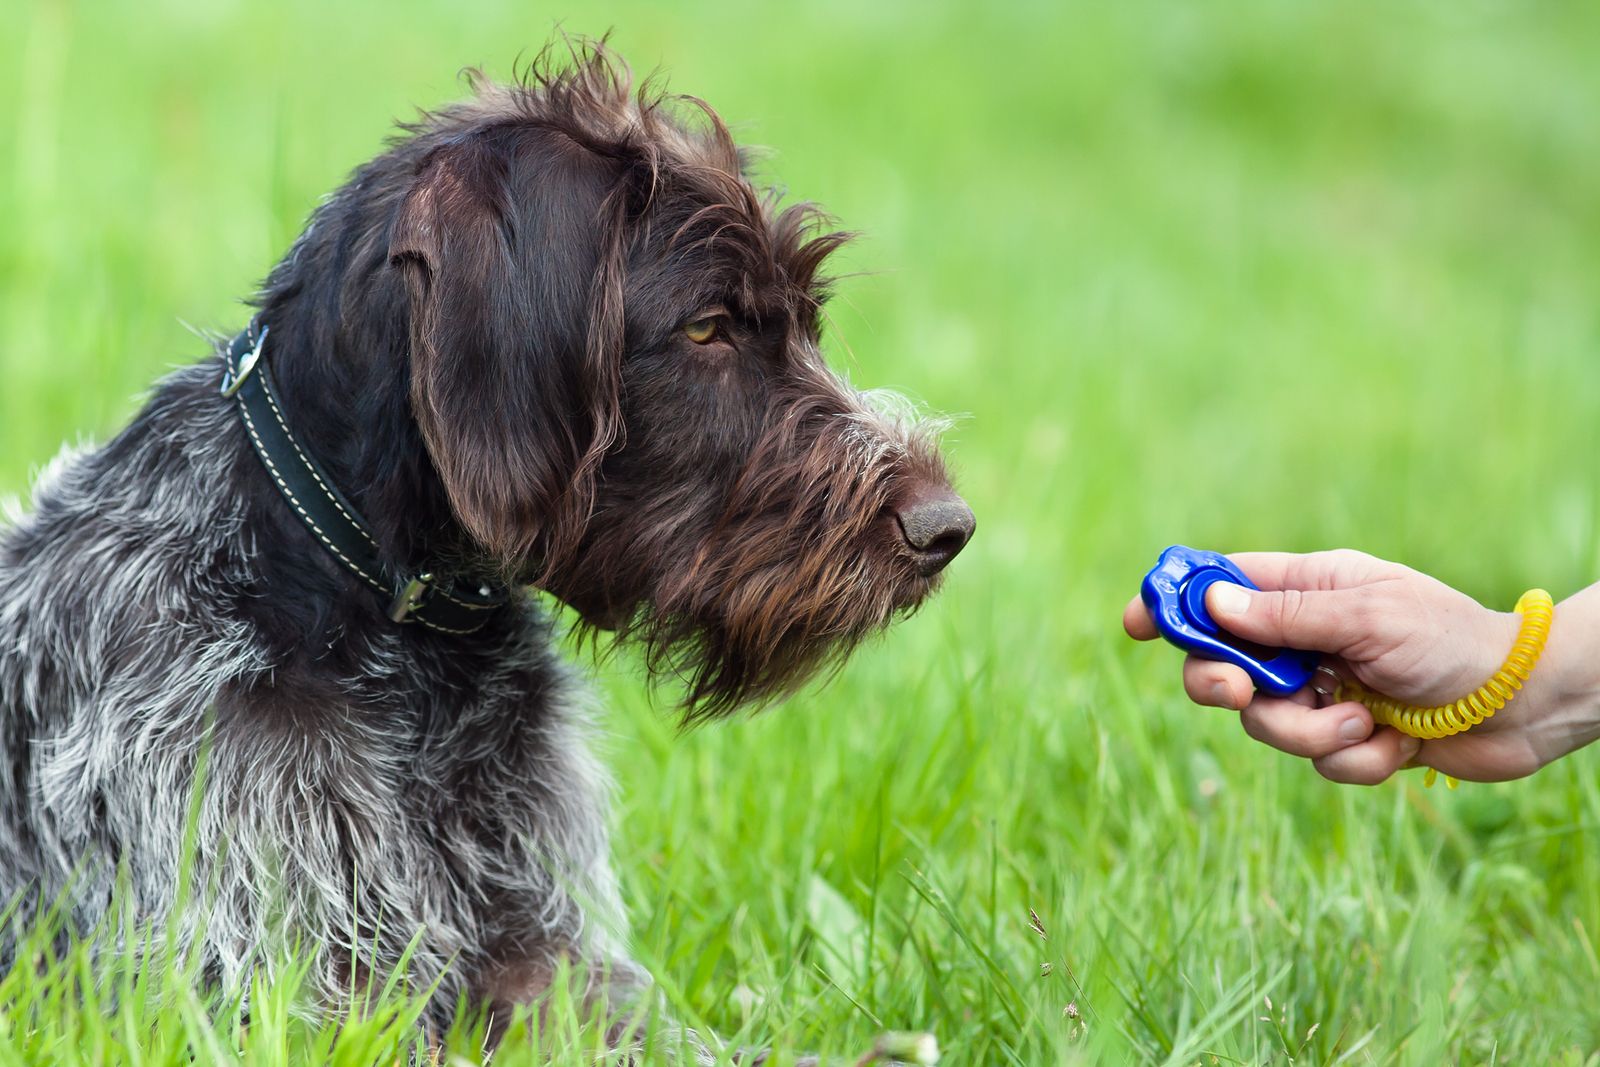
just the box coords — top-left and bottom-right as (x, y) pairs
(1123, 549), (1600, 784)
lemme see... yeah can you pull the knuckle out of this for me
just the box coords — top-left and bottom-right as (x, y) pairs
(1274, 588), (1307, 634)
(1323, 548), (1367, 572)
(1322, 547), (1411, 589)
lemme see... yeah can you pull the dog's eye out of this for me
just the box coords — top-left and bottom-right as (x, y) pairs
(683, 317), (722, 345)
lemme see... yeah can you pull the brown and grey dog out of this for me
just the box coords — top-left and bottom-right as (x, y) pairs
(0, 43), (971, 1056)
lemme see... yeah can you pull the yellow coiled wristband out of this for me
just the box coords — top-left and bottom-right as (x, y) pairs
(1334, 589), (1554, 788)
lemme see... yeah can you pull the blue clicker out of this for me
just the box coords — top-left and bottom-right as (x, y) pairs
(1139, 545), (1318, 697)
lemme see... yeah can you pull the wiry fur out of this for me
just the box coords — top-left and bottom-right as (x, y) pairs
(0, 42), (966, 1052)
(0, 370), (622, 1029)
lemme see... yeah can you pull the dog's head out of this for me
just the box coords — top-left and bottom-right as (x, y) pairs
(382, 45), (972, 717)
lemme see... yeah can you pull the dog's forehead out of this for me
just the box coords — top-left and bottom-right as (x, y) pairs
(614, 192), (804, 327)
(405, 74), (842, 330)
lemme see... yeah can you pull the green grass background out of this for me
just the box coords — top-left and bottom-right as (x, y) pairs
(4, 0), (1600, 1063)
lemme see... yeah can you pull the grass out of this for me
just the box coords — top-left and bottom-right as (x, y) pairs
(4, 0), (1600, 1062)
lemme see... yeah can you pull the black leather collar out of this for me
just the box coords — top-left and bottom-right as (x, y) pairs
(221, 323), (511, 636)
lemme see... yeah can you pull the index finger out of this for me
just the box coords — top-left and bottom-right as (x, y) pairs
(1227, 549), (1403, 593)
(1123, 595), (1158, 640)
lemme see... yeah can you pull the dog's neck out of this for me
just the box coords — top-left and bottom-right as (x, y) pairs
(246, 284), (497, 587)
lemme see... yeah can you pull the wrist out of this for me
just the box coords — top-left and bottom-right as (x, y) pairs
(1514, 585), (1600, 767)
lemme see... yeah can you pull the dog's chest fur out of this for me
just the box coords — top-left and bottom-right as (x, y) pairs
(0, 362), (621, 1014)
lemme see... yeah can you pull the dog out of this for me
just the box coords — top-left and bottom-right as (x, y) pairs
(0, 43), (972, 1055)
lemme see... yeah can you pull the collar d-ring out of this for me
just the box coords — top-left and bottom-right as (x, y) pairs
(220, 325), (269, 398)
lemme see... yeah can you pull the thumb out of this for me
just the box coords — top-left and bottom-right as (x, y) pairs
(1205, 581), (1366, 653)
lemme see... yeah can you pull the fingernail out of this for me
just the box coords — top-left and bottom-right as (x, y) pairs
(1209, 681), (1235, 709)
(1209, 582), (1251, 617)
(1338, 717), (1369, 742)
(1399, 735), (1423, 761)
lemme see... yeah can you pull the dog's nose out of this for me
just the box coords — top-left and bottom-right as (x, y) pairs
(894, 490), (975, 577)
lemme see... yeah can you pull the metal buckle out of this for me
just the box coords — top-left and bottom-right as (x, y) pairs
(388, 572), (434, 622)
(220, 325), (269, 398)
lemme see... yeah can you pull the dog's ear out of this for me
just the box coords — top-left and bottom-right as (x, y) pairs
(389, 131), (625, 570)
